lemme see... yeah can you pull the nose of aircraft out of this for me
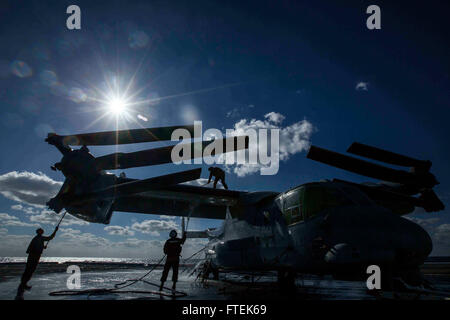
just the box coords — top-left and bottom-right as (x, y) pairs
(324, 208), (433, 267)
(394, 216), (432, 265)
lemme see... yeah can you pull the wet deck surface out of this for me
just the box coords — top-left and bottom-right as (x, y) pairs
(1, 263), (449, 300)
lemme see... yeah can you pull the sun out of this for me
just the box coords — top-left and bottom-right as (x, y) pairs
(107, 96), (127, 115)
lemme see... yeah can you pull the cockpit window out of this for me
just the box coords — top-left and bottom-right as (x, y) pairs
(282, 188), (303, 225)
(301, 185), (352, 219)
(282, 184), (353, 224)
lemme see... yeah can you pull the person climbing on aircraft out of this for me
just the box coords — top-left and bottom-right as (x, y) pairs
(16, 226), (59, 299)
(206, 166), (228, 189)
(159, 229), (187, 293)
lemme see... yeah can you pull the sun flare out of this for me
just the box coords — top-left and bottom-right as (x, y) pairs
(107, 97), (127, 115)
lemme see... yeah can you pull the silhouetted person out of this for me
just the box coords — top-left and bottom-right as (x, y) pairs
(202, 260), (219, 281)
(159, 230), (186, 292)
(16, 227), (58, 299)
(207, 167), (228, 189)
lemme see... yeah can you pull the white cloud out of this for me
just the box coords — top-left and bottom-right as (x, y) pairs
(114, 238), (162, 249)
(59, 228), (81, 235)
(264, 112), (285, 124)
(0, 213), (39, 227)
(0, 210), (209, 258)
(355, 82), (369, 91)
(29, 209), (89, 226)
(404, 217), (440, 228)
(0, 171), (62, 206)
(11, 204), (37, 214)
(0, 233), (32, 256)
(0, 226), (205, 258)
(7, 191), (90, 226)
(59, 230), (110, 247)
(224, 112), (315, 177)
(160, 215), (177, 220)
(406, 216), (450, 256)
(430, 223), (450, 256)
(434, 224), (450, 244)
(131, 219), (179, 236)
(104, 225), (135, 236)
(226, 107), (241, 118)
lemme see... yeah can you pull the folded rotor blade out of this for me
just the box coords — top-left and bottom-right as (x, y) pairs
(419, 189), (445, 212)
(95, 136), (249, 170)
(54, 125), (197, 146)
(70, 168), (202, 203)
(335, 179), (445, 213)
(307, 146), (438, 188)
(347, 142), (432, 171)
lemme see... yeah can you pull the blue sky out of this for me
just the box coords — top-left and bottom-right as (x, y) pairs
(0, 0), (449, 257)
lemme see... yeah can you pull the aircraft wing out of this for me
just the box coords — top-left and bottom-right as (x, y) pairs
(112, 184), (245, 220)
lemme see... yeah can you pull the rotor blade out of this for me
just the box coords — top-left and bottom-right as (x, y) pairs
(307, 146), (438, 188)
(347, 142), (432, 171)
(333, 179), (420, 215)
(95, 136), (249, 170)
(53, 125), (197, 146)
(419, 189), (445, 212)
(70, 168), (202, 203)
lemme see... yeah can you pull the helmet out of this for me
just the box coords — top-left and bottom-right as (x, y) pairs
(36, 228), (44, 235)
(169, 230), (177, 238)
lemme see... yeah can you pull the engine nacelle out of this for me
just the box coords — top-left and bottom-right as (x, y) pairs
(66, 199), (114, 224)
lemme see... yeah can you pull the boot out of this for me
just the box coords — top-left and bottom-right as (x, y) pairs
(15, 293), (24, 300)
(15, 285), (25, 300)
(172, 282), (176, 294)
(159, 281), (164, 291)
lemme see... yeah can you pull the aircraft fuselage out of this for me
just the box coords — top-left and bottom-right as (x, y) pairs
(205, 183), (432, 280)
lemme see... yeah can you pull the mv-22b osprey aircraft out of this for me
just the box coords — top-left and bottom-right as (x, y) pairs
(45, 125), (445, 290)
